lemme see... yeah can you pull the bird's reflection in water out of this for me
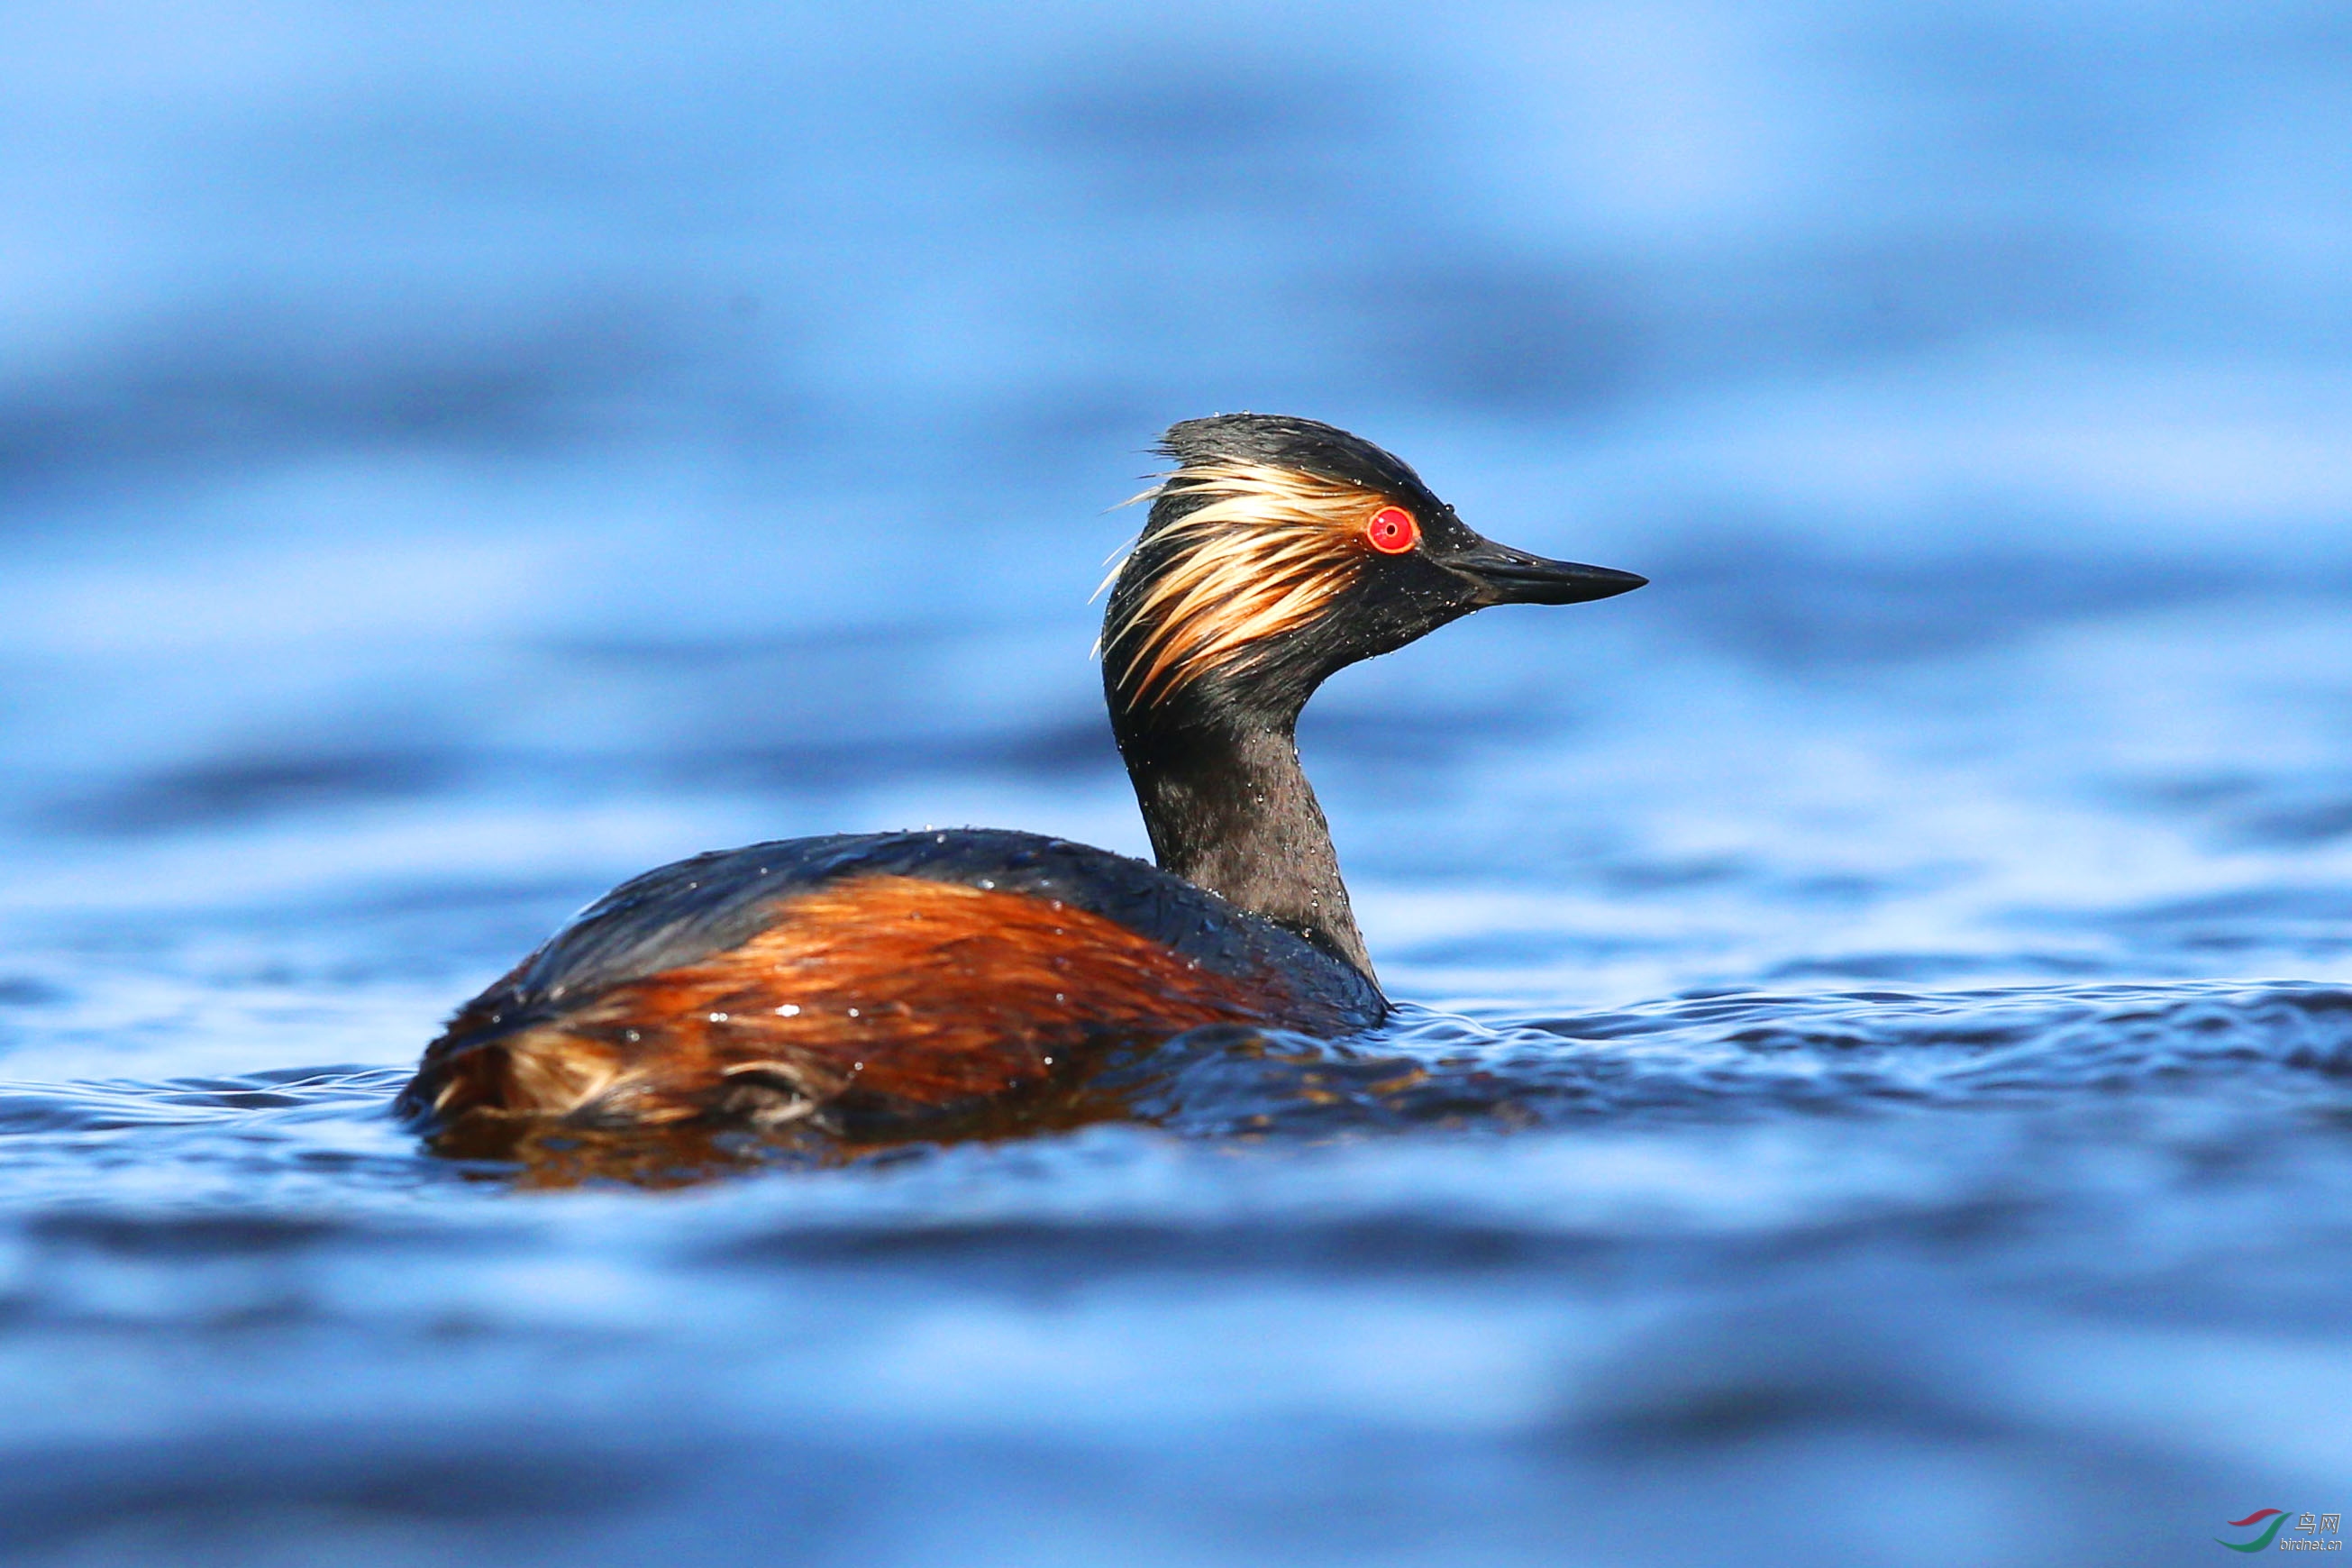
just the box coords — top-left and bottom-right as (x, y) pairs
(423, 1060), (1155, 1190)
(415, 1024), (1458, 1190)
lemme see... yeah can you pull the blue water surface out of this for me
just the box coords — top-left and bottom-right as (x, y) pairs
(2, 3), (2350, 1563)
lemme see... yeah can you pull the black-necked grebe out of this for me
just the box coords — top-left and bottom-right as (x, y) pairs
(397, 415), (1645, 1135)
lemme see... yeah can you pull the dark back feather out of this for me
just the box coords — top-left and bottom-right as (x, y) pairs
(436, 829), (1384, 1053)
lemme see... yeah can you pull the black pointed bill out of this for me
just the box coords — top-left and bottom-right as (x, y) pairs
(1441, 538), (1648, 606)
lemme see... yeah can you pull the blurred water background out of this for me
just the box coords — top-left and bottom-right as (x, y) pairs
(2, 2), (2350, 1563)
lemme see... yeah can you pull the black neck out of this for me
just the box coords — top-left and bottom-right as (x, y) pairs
(1112, 712), (1377, 985)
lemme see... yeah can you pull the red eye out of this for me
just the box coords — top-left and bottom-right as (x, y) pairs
(1365, 506), (1418, 554)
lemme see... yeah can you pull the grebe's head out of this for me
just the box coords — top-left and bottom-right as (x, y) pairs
(1101, 413), (1645, 730)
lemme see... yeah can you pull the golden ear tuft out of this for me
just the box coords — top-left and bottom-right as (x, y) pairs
(1102, 461), (1393, 702)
